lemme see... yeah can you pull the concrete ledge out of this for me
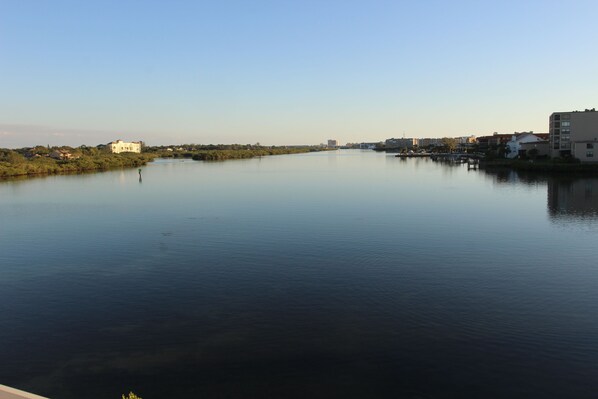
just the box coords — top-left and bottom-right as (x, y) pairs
(0, 384), (49, 399)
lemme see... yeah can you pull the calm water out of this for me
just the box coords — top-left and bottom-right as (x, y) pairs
(1, 150), (597, 398)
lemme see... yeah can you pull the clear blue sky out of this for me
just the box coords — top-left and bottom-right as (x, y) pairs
(1, 0), (597, 147)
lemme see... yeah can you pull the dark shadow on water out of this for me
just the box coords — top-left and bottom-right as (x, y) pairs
(483, 169), (598, 222)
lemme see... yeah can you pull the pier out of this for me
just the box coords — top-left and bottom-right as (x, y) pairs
(394, 153), (433, 158)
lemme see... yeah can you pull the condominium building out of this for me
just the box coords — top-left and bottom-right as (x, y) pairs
(107, 140), (142, 154)
(549, 109), (598, 161)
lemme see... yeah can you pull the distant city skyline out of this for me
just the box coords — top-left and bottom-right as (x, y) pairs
(1, 0), (597, 148)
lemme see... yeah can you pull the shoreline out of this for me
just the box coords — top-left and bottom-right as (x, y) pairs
(0, 147), (325, 180)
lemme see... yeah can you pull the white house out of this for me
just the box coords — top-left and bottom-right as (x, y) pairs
(505, 133), (548, 159)
(107, 140), (142, 154)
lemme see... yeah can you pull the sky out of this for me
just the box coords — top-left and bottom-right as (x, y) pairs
(1, 0), (597, 147)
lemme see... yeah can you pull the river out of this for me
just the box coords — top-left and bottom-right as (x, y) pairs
(1, 150), (597, 398)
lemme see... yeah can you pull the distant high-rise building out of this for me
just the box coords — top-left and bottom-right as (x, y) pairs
(327, 139), (338, 148)
(549, 109), (598, 161)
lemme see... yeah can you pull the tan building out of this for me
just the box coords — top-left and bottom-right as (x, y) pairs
(519, 140), (549, 158)
(572, 141), (597, 162)
(108, 140), (142, 154)
(549, 109), (598, 160)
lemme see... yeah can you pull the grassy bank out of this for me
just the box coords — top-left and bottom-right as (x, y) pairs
(190, 147), (323, 161)
(144, 145), (327, 161)
(0, 151), (156, 179)
(0, 145), (328, 179)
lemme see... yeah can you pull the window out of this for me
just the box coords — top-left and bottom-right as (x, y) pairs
(562, 121), (570, 127)
(553, 122), (560, 128)
(562, 114), (570, 120)
(587, 151), (594, 158)
(587, 143), (594, 149)
(554, 114), (561, 121)
(562, 129), (570, 134)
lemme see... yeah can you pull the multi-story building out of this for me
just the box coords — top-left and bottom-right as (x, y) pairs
(385, 138), (418, 150)
(107, 140), (142, 154)
(549, 109), (598, 161)
(327, 139), (338, 148)
(476, 133), (512, 152)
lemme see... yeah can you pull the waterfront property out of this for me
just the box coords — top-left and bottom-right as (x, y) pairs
(476, 133), (512, 152)
(549, 109), (598, 160)
(505, 132), (548, 159)
(107, 140), (142, 154)
(519, 140), (549, 158)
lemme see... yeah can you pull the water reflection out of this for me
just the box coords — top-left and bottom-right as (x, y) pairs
(484, 169), (547, 186)
(548, 177), (598, 221)
(483, 169), (598, 222)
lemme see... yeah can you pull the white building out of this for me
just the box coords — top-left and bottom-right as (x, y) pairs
(505, 133), (547, 159)
(108, 140), (142, 154)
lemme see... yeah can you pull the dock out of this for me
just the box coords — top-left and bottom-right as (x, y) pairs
(394, 152), (483, 170)
(395, 153), (432, 158)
